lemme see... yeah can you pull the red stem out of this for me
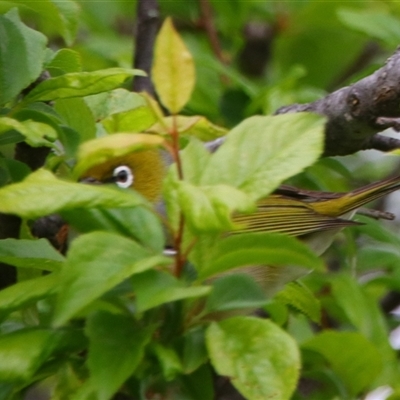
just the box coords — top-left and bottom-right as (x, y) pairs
(170, 115), (185, 277)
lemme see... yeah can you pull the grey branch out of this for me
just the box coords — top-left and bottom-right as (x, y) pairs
(276, 46), (400, 156)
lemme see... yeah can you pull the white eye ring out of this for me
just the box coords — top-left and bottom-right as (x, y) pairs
(112, 165), (134, 189)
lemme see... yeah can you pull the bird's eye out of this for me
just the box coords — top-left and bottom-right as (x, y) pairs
(112, 165), (134, 189)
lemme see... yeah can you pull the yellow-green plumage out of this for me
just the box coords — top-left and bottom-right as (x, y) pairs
(233, 195), (355, 237)
(232, 175), (400, 254)
(81, 150), (165, 204)
(80, 149), (400, 249)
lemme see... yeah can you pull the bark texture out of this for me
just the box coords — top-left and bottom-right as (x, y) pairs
(276, 47), (400, 156)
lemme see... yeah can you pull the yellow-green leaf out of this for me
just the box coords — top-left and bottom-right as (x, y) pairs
(148, 115), (227, 141)
(0, 169), (146, 219)
(0, 117), (57, 147)
(152, 17), (195, 114)
(73, 133), (166, 179)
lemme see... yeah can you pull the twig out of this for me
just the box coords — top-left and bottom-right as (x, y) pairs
(362, 134), (400, 152)
(198, 0), (226, 64)
(356, 207), (395, 220)
(376, 116), (400, 131)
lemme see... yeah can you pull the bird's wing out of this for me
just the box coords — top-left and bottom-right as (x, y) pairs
(275, 185), (343, 200)
(232, 196), (358, 237)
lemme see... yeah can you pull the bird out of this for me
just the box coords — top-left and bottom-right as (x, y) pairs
(77, 145), (400, 294)
(78, 147), (400, 251)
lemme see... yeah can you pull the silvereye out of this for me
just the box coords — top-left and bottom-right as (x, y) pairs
(79, 146), (400, 257)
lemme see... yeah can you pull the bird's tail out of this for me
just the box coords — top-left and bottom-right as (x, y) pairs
(312, 174), (400, 217)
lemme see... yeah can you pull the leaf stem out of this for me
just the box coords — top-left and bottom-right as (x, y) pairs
(174, 214), (185, 277)
(170, 114), (185, 277)
(171, 114), (183, 180)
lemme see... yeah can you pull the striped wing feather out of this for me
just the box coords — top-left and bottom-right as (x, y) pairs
(233, 196), (357, 237)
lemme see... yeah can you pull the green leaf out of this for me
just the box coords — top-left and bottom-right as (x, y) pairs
(54, 97), (96, 142)
(199, 232), (322, 280)
(0, 329), (61, 382)
(57, 126), (80, 159)
(174, 180), (255, 233)
(13, 107), (63, 139)
(0, 162), (9, 187)
(22, 68), (146, 104)
(303, 331), (382, 396)
(331, 274), (373, 335)
(46, 48), (82, 74)
(0, 117), (57, 147)
(71, 381), (97, 400)
(207, 316), (300, 400)
(180, 364), (214, 400)
(0, 238), (65, 271)
(53, 232), (169, 326)
(331, 274), (399, 384)
(200, 113), (326, 201)
(86, 311), (153, 400)
(0, 130), (24, 146)
(274, 2), (366, 88)
(205, 273), (267, 313)
(354, 215), (400, 247)
(357, 246), (400, 271)
(151, 343), (183, 381)
(275, 282), (321, 323)
(8, 0), (79, 46)
(1, 158), (30, 184)
(152, 17), (195, 113)
(0, 383), (14, 399)
(85, 89), (156, 133)
(338, 8), (400, 48)
(73, 132), (165, 179)
(84, 89), (146, 121)
(102, 106), (156, 134)
(133, 269), (211, 312)
(263, 301), (289, 327)
(0, 169), (147, 219)
(62, 207), (165, 252)
(0, 273), (58, 317)
(25, 101), (64, 122)
(180, 137), (212, 184)
(51, 0), (80, 46)
(181, 327), (208, 374)
(163, 139), (212, 231)
(0, 8), (47, 105)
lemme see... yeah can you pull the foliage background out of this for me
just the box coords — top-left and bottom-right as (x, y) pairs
(1, 0), (400, 399)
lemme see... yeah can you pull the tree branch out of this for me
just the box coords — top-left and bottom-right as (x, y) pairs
(276, 47), (400, 156)
(132, 0), (160, 95)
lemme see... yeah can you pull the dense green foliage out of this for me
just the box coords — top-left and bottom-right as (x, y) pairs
(1, 1), (400, 399)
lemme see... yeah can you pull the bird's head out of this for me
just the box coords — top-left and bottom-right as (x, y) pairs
(75, 133), (168, 203)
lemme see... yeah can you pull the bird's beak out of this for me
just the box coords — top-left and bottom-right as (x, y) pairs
(79, 176), (102, 185)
